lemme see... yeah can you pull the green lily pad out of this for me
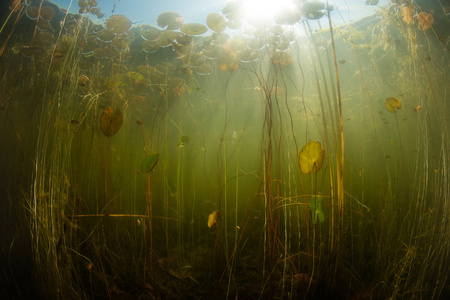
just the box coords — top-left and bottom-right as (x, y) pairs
(140, 153), (159, 173)
(309, 196), (325, 224)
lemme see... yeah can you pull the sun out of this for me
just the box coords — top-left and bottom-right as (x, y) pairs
(241, 0), (297, 23)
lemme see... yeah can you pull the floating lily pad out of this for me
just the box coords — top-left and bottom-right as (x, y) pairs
(175, 34), (194, 45)
(97, 29), (115, 42)
(182, 52), (204, 67)
(141, 26), (160, 41)
(193, 63), (212, 75)
(212, 32), (230, 45)
(218, 51), (239, 72)
(237, 49), (260, 63)
(105, 15), (131, 34)
(40, 6), (55, 21)
(230, 35), (246, 52)
(157, 11), (183, 30)
(385, 97), (402, 113)
(309, 196), (325, 224)
(180, 23), (208, 35)
(299, 141), (325, 174)
(26, 6), (39, 20)
(206, 12), (227, 32)
(100, 107), (123, 137)
(156, 62), (176, 74)
(140, 153), (160, 173)
(142, 40), (160, 53)
(157, 30), (178, 47)
(301, 2), (326, 20)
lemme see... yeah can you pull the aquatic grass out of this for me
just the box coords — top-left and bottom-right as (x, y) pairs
(0, 1), (449, 299)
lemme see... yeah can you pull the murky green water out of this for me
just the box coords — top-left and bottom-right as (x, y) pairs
(1, 1), (449, 299)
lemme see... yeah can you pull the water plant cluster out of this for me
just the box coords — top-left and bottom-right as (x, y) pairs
(0, 0), (449, 299)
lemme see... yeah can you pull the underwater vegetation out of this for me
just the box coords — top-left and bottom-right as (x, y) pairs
(0, 0), (449, 299)
(298, 141), (325, 174)
(385, 97), (402, 113)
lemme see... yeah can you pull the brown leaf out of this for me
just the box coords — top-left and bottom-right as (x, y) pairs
(100, 107), (123, 137)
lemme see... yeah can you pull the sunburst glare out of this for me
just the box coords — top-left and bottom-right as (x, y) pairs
(241, 0), (297, 23)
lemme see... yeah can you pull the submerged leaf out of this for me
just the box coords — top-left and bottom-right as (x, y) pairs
(140, 153), (160, 173)
(100, 107), (123, 137)
(208, 210), (219, 227)
(385, 97), (402, 113)
(417, 12), (434, 31)
(177, 135), (190, 147)
(299, 141), (325, 174)
(167, 180), (177, 196)
(400, 6), (413, 24)
(309, 196), (325, 224)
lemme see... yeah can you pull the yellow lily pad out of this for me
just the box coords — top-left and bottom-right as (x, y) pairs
(385, 97), (402, 113)
(299, 141), (325, 174)
(208, 210), (219, 227)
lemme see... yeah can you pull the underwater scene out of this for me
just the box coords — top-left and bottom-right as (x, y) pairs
(0, 0), (449, 299)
